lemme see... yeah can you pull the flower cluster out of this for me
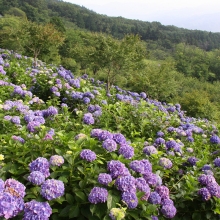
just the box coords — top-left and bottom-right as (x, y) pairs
(23, 200), (52, 220)
(80, 149), (96, 162)
(88, 187), (108, 204)
(28, 171), (45, 185)
(29, 157), (50, 178)
(159, 157), (173, 169)
(40, 179), (65, 200)
(49, 155), (64, 166)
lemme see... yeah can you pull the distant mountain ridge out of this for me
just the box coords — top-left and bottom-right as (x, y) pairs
(0, 0), (220, 51)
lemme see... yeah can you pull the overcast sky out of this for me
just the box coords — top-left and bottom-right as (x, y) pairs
(64, 0), (220, 32)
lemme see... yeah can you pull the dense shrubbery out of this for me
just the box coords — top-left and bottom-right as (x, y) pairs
(1, 49), (220, 219)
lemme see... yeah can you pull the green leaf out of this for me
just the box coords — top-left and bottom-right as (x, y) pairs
(69, 205), (79, 218)
(66, 193), (75, 205)
(58, 176), (68, 183)
(75, 191), (86, 201)
(107, 190), (121, 210)
(59, 205), (71, 217)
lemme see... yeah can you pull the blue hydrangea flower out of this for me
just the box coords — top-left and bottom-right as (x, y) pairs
(40, 179), (65, 200)
(118, 144), (134, 159)
(136, 177), (150, 193)
(115, 175), (136, 192)
(107, 160), (130, 179)
(121, 191), (138, 209)
(98, 130), (113, 141)
(83, 113), (95, 125)
(23, 200), (52, 220)
(102, 139), (117, 152)
(28, 171), (45, 185)
(98, 173), (112, 186)
(210, 135), (220, 144)
(198, 187), (211, 201)
(29, 157), (50, 178)
(214, 157), (220, 167)
(148, 192), (161, 204)
(187, 157), (199, 166)
(161, 205), (177, 218)
(113, 133), (126, 145)
(161, 198), (174, 206)
(88, 187), (108, 204)
(80, 149), (96, 162)
(143, 173), (162, 187)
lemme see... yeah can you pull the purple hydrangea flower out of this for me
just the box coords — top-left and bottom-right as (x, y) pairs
(83, 113), (95, 125)
(11, 116), (20, 125)
(187, 157), (199, 166)
(157, 131), (164, 137)
(0, 192), (23, 219)
(143, 173), (162, 187)
(27, 121), (41, 132)
(155, 185), (170, 199)
(88, 187), (108, 204)
(29, 157), (50, 178)
(143, 145), (158, 155)
(214, 157), (220, 167)
(5, 178), (26, 198)
(46, 106), (58, 116)
(198, 187), (211, 201)
(202, 164), (212, 171)
(23, 200), (52, 220)
(28, 171), (45, 185)
(102, 139), (117, 152)
(115, 175), (136, 192)
(151, 216), (159, 220)
(107, 160), (130, 179)
(121, 191), (138, 209)
(198, 174), (216, 186)
(130, 159), (152, 174)
(159, 158), (173, 169)
(206, 183), (220, 197)
(136, 177), (150, 193)
(154, 137), (166, 146)
(80, 149), (96, 162)
(148, 192), (161, 204)
(40, 179), (65, 200)
(161, 198), (174, 206)
(88, 105), (96, 113)
(210, 135), (220, 144)
(98, 130), (113, 141)
(49, 155), (64, 166)
(118, 144), (134, 159)
(90, 128), (102, 138)
(0, 179), (4, 193)
(113, 133), (126, 145)
(98, 173), (112, 186)
(83, 97), (90, 104)
(12, 135), (25, 144)
(161, 205), (177, 218)
(165, 140), (177, 150)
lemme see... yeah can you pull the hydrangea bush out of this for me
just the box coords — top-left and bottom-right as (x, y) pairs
(0, 48), (220, 219)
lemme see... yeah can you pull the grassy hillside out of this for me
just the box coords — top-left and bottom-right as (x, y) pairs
(1, 49), (220, 219)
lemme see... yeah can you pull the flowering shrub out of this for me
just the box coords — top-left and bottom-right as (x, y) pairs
(1, 49), (220, 219)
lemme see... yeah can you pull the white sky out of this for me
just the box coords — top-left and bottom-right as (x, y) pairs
(64, 0), (220, 32)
